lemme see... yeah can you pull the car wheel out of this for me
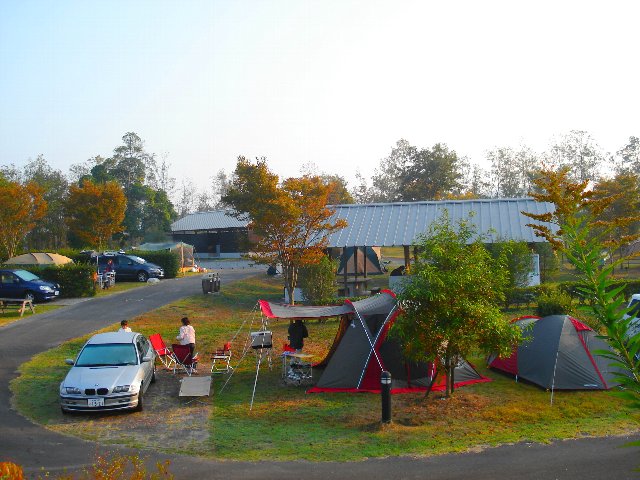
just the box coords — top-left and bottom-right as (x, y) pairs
(137, 271), (148, 282)
(134, 385), (144, 412)
(24, 291), (36, 302)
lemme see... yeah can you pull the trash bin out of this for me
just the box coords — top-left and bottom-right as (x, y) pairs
(202, 273), (220, 294)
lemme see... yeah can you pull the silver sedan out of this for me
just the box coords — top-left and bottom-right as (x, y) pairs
(59, 331), (156, 413)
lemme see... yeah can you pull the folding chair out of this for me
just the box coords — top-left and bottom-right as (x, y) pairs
(149, 334), (177, 370)
(172, 344), (199, 376)
(211, 341), (233, 374)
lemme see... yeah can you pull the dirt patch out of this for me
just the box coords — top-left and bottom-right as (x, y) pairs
(54, 369), (213, 454)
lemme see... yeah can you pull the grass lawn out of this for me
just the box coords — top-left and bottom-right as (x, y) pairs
(10, 275), (639, 461)
(0, 303), (62, 328)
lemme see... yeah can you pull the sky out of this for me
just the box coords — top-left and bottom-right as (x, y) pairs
(1, 0), (639, 192)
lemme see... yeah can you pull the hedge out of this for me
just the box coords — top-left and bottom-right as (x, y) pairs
(128, 250), (180, 279)
(24, 264), (97, 298)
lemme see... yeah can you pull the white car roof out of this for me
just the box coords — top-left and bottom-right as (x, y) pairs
(87, 332), (137, 344)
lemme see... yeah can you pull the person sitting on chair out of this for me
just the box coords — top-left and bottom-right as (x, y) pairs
(288, 319), (308, 354)
(176, 316), (196, 357)
(118, 320), (132, 332)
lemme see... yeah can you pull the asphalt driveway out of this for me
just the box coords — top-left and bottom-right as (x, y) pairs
(0, 272), (638, 480)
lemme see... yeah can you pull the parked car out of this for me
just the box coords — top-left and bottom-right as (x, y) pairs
(0, 268), (60, 302)
(59, 332), (156, 413)
(97, 253), (164, 282)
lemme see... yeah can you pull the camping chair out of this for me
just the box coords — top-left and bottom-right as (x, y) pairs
(172, 344), (199, 376)
(149, 334), (177, 370)
(211, 341), (233, 374)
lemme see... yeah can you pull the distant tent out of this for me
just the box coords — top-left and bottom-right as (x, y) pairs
(138, 242), (195, 269)
(488, 315), (620, 390)
(5, 252), (73, 266)
(335, 246), (383, 276)
(259, 291), (489, 394)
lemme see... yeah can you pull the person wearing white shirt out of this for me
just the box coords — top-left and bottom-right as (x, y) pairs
(118, 320), (132, 332)
(176, 317), (196, 356)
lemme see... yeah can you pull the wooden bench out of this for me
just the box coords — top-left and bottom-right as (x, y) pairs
(0, 298), (35, 317)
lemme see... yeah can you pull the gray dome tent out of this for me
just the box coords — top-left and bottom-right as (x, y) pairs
(488, 315), (620, 390)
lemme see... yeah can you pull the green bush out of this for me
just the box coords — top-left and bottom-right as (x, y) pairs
(28, 264), (96, 298)
(536, 290), (573, 317)
(130, 250), (180, 279)
(505, 287), (537, 308)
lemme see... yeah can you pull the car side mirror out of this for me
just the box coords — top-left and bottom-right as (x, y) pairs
(142, 355), (152, 363)
(65, 359), (74, 366)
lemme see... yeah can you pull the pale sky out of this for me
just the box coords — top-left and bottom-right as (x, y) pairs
(1, 1), (639, 191)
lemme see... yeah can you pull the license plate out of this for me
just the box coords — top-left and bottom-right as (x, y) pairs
(54, 291), (59, 296)
(88, 398), (104, 407)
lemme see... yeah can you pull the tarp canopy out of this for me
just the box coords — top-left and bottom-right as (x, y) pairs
(488, 315), (621, 390)
(5, 252), (73, 266)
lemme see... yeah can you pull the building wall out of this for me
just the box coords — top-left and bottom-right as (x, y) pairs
(172, 229), (248, 257)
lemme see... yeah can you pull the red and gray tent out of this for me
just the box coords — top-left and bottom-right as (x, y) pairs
(488, 315), (619, 390)
(259, 290), (489, 394)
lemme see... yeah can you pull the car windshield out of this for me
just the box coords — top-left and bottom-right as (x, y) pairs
(75, 343), (138, 367)
(14, 270), (40, 282)
(127, 255), (146, 264)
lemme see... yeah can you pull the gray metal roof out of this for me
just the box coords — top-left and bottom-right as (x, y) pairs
(326, 198), (554, 247)
(171, 210), (248, 232)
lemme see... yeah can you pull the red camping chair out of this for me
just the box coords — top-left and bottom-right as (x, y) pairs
(149, 333), (177, 370)
(283, 343), (296, 353)
(211, 341), (233, 374)
(172, 344), (199, 376)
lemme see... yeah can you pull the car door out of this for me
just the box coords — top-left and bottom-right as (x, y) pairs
(136, 335), (153, 387)
(0, 271), (24, 299)
(117, 255), (138, 280)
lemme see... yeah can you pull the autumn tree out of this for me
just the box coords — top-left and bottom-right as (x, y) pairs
(545, 130), (604, 183)
(0, 180), (47, 259)
(66, 180), (127, 250)
(392, 212), (521, 398)
(223, 157), (347, 304)
(523, 167), (640, 407)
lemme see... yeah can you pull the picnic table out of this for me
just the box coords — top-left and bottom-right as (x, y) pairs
(0, 298), (35, 317)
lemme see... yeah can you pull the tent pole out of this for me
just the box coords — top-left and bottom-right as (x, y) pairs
(550, 347), (560, 406)
(354, 305), (395, 388)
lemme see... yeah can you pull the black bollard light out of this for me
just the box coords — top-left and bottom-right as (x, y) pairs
(381, 370), (392, 424)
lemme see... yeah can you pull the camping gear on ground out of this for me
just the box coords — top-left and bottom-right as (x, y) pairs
(282, 352), (314, 386)
(202, 272), (221, 293)
(258, 290), (489, 394)
(171, 344), (199, 376)
(5, 252), (74, 266)
(149, 334), (177, 370)
(211, 341), (233, 374)
(488, 315), (620, 391)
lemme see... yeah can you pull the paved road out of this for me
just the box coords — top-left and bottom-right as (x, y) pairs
(0, 272), (638, 479)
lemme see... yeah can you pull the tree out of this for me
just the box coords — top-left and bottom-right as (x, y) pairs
(223, 157), (347, 304)
(392, 212), (520, 397)
(0, 180), (47, 259)
(371, 140), (463, 201)
(615, 136), (640, 175)
(545, 130), (605, 183)
(486, 240), (533, 290)
(523, 167), (640, 408)
(22, 155), (69, 250)
(486, 145), (540, 197)
(66, 180), (127, 250)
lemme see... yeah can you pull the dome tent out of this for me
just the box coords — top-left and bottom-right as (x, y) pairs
(5, 252), (73, 266)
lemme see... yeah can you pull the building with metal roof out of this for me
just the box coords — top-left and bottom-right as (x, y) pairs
(326, 198), (554, 247)
(170, 199), (554, 259)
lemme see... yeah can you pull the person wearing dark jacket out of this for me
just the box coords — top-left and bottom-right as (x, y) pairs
(288, 319), (308, 352)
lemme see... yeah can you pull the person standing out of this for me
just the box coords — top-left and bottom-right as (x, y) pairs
(176, 317), (196, 356)
(288, 319), (308, 353)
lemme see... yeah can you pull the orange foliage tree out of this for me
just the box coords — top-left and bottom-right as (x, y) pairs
(66, 180), (127, 250)
(0, 180), (47, 259)
(223, 157), (347, 304)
